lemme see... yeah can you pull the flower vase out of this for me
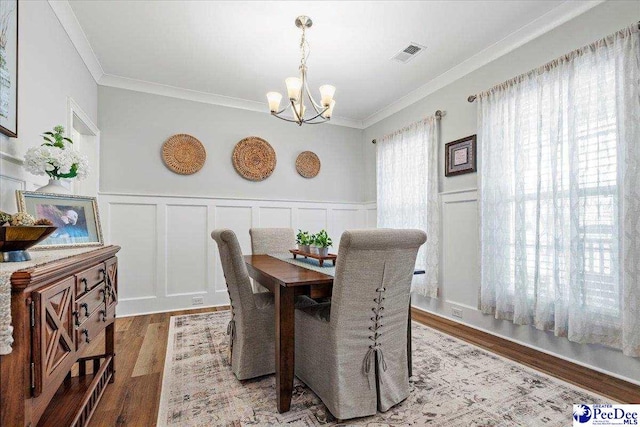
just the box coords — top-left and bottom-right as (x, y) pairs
(35, 179), (71, 194)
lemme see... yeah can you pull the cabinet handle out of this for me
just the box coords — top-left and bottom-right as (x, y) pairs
(80, 303), (90, 317)
(99, 309), (107, 322)
(73, 310), (80, 327)
(99, 288), (106, 302)
(82, 329), (90, 343)
(99, 268), (106, 277)
(80, 278), (89, 293)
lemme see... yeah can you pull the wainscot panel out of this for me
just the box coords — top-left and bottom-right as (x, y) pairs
(98, 193), (374, 316)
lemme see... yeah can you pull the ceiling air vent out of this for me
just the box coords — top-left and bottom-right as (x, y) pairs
(391, 42), (426, 64)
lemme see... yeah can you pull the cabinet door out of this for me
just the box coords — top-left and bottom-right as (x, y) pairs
(32, 277), (76, 397)
(105, 257), (118, 310)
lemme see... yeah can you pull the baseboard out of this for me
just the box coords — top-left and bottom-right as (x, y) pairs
(411, 305), (640, 402)
(116, 304), (230, 318)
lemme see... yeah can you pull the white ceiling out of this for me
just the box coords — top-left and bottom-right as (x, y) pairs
(67, 1), (589, 125)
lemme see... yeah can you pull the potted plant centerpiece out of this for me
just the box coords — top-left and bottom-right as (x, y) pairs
(312, 229), (333, 257)
(24, 126), (89, 194)
(296, 229), (312, 253)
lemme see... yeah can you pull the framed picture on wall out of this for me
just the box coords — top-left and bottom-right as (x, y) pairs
(0, 0), (18, 137)
(445, 135), (477, 177)
(16, 191), (104, 249)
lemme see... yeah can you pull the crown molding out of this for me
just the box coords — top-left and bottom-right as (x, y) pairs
(361, 0), (606, 128)
(49, 0), (601, 131)
(48, 0), (105, 82)
(99, 74), (364, 129)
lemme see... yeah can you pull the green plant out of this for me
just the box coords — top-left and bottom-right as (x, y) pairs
(312, 229), (333, 248)
(296, 229), (312, 245)
(42, 125), (73, 148)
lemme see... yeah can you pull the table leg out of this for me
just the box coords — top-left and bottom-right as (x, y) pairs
(275, 286), (295, 413)
(407, 296), (412, 378)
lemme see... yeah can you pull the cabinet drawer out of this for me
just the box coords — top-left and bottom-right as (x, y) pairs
(75, 283), (105, 327)
(76, 303), (115, 354)
(76, 263), (106, 297)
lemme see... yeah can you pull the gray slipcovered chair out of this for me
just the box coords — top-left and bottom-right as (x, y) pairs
(294, 229), (427, 420)
(249, 227), (295, 254)
(211, 228), (277, 380)
(249, 228), (295, 292)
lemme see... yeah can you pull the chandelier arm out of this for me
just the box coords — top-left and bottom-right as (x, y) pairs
(290, 98), (304, 123)
(304, 79), (323, 113)
(304, 107), (330, 122)
(271, 112), (304, 123)
(304, 119), (331, 124)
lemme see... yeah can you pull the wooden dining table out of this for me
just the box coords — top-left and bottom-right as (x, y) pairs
(244, 254), (419, 413)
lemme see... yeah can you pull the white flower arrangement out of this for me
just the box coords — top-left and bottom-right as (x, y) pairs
(24, 126), (89, 180)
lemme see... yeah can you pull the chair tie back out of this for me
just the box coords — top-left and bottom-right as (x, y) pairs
(363, 262), (389, 383)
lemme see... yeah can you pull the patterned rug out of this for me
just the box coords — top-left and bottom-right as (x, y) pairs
(157, 311), (610, 426)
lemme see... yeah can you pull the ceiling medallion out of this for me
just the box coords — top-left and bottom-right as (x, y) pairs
(266, 16), (336, 126)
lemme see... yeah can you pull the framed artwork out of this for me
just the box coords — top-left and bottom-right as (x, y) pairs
(445, 134), (477, 177)
(16, 191), (104, 249)
(0, 0), (17, 137)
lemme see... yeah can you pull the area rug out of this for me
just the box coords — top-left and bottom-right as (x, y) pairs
(157, 311), (610, 426)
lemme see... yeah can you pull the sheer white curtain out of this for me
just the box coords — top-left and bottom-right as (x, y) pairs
(377, 116), (440, 297)
(479, 24), (640, 356)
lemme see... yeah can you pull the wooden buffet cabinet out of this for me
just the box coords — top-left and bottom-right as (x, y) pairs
(0, 245), (120, 427)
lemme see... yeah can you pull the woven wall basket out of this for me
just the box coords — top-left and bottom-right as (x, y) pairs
(162, 134), (206, 175)
(232, 136), (277, 181)
(296, 151), (321, 178)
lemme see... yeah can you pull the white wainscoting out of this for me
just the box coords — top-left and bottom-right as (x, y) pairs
(0, 154), (44, 213)
(98, 193), (374, 316)
(439, 189), (480, 310)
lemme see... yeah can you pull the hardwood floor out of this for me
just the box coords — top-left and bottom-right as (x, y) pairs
(411, 307), (640, 403)
(83, 306), (228, 427)
(85, 305), (639, 426)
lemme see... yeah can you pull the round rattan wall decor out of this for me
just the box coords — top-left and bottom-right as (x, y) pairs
(162, 134), (206, 175)
(295, 151), (321, 178)
(232, 136), (276, 181)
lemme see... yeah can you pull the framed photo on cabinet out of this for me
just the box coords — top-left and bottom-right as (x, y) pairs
(16, 191), (104, 249)
(445, 135), (476, 177)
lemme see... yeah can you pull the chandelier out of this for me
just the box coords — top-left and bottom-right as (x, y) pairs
(266, 16), (336, 126)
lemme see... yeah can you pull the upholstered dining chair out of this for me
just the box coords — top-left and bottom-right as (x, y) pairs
(249, 228), (295, 292)
(211, 228), (277, 380)
(211, 228), (313, 381)
(294, 229), (427, 420)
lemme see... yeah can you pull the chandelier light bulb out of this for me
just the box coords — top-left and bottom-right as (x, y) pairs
(319, 85), (336, 107)
(266, 92), (283, 112)
(285, 77), (302, 102)
(292, 102), (306, 120)
(322, 100), (336, 118)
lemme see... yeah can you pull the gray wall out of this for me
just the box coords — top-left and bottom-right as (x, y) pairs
(98, 86), (364, 203)
(363, 1), (640, 383)
(0, 1), (98, 212)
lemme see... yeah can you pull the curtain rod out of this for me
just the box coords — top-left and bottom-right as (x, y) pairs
(467, 21), (640, 103)
(371, 110), (445, 144)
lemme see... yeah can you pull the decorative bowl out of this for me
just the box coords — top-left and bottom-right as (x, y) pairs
(0, 226), (57, 262)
